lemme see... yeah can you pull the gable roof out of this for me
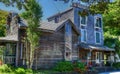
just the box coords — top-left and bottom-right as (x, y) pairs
(47, 4), (88, 20)
(47, 7), (73, 20)
(39, 19), (80, 35)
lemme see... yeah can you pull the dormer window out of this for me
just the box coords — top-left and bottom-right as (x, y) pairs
(95, 17), (102, 28)
(55, 17), (59, 23)
(80, 16), (87, 26)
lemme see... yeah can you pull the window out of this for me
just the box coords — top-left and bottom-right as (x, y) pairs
(95, 17), (102, 28)
(55, 17), (59, 23)
(95, 32), (101, 44)
(81, 29), (87, 42)
(80, 16), (87, 25)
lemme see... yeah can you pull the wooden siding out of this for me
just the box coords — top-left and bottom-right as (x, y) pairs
(32, 26), (79, 69)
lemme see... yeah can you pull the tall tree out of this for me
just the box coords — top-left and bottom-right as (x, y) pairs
(103, 0), (120, 57)
(21, 0), (42, 68)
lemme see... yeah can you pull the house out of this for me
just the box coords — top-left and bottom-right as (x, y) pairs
(0, 3), (114, 69)
(47, 3), (115, 67)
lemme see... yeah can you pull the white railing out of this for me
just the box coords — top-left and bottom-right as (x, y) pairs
(4, 56), (15, 64)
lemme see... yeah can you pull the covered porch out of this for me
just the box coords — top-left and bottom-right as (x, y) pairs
(79, 43), (115, 67)
(0, 35), (18, 66)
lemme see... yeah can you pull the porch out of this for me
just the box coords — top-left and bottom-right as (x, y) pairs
(79, 43), (115, 67)
(0, 36), (18, 66)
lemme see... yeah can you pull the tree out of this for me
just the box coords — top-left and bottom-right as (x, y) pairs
(103, 0), (120, 58)
(103, 0), (120, 46)
(0, 10), (8, 37)
(0, 0), (42, 68)
(21, 0), (42, 68)
(103, 0), (120, 29)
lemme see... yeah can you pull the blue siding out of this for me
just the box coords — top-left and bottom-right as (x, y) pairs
(73, 8), (104, 46)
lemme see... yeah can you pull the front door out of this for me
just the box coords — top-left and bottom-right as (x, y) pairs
(96, 52), (102, 65)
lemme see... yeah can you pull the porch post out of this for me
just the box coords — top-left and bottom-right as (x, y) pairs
(15, 42), (19, 66)
(87, 49), (92, 66)
(110, 51), (114, 67)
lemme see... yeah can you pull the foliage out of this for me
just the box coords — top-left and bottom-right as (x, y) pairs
(73, 62), (86, 72)
(114, 38), (120, 57)
(103, 0), (120, 58)
(0, 64), (34, 74)
(0, 10), (8, 37)
(0, 0), (26, 10)
(25, 68), (33, 73)
(103, 0), (120, 28)
(0, 64), (12, 72)
(53, 61), (86, 72)
(21, 0), (42, 68)
(112, 62), (120, 69)
(15, 68), (26, 74)
(53, 61), (74, 72)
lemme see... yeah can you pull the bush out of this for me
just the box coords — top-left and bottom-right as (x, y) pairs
(73, 62), (86, 72)
(113, 62), (120, 69)
(53, 61), (74, 72)
(26, 68), (33, 73)
(15, 67), (26, 74)
(0, 64), (12, 72)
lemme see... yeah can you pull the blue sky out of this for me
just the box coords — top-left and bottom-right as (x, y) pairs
(0, 0), (70, 20)
(0, 0), (114, 20)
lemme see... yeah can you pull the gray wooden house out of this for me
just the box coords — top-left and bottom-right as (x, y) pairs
(0, 3), (114, 69)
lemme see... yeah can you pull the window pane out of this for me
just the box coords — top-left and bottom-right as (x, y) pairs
(98, 18), (101, 27)
(81, 16), (86, 25)
(81, 29), (87, 42)
(96, 18), (101, 28)
(96, 32), (100, 43)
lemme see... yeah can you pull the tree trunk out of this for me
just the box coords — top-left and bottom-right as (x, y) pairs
(29, 45), (35, 69)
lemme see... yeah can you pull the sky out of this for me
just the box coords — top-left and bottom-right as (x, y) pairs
(0, 0), (114, 20)
(0, 0), (70, 20)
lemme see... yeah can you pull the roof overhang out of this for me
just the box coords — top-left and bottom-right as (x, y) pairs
(79, 43), (115, 51)
(0, 35), (18, 42)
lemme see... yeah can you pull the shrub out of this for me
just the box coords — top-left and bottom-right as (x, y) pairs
(113, 62), (120, 69)
(15, 67), (26, 74)
(0, 64), (12, 72)
(26, 68), (33, 73)
(53, 61), (74, 72)
(73, 62), (86, 72)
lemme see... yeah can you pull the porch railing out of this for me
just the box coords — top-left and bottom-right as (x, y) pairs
(4, 56), (16, 64)
(79, 59), (113, 67)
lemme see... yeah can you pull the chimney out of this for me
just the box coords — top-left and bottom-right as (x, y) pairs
(71, 2), (80, 7)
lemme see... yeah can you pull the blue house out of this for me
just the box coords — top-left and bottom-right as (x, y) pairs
(0, 2), (114, 69)
(47, 2), (115, 67)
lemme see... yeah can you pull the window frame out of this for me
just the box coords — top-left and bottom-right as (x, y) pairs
(80, 16), (87, 26)
(95, 31), (101, 44)
(94, 16), (102, 29)
(81, 29), (87, 43)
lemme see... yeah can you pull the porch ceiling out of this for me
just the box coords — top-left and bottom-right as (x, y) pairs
(0, 35), (18, 42)
(79, 43), (115, 51)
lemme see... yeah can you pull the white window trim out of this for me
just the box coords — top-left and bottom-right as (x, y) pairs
(80, 16), (88, 26)
(81, 29), (87, 43)
(95, 31), (101, 44)
(94, 16), (102, 29)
